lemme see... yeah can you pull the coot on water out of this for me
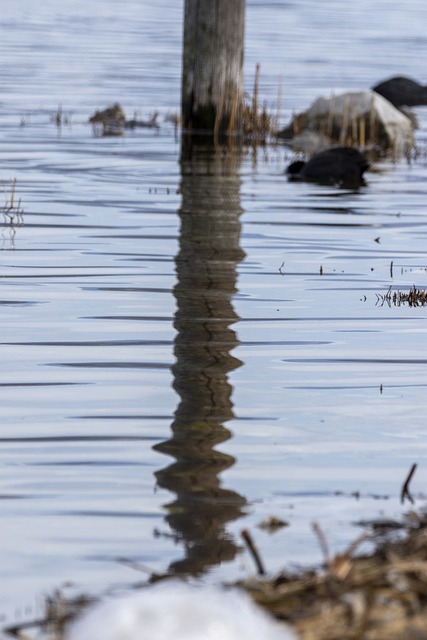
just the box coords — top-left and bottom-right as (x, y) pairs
(286, 146), (369, 189)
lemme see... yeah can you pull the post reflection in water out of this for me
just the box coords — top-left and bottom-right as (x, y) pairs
(154, 144), (247, 576)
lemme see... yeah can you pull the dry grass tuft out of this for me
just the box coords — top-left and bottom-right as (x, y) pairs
(376, 285), (427, 307)
(240, 513), (427, 640)
(242, 64), (279, 143)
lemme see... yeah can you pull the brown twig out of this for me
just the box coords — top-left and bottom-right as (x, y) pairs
(312, 522), (330, 565)
(401, 463), (417, 504)
(241, 529), (265, 576)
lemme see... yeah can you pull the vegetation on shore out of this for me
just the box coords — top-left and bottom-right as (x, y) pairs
(5, 467), (427, 640)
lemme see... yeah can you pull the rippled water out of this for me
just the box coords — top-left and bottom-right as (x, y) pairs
(1, 0), (427, 628)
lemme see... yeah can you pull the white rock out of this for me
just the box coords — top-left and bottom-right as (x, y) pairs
(66, 581), (297, 640)
(280, 89), (414, 154)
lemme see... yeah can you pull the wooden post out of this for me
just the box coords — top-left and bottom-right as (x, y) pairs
(181, 0), (245, 139)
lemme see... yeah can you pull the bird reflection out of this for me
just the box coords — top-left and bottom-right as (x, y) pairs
(154, 144), (247, 575)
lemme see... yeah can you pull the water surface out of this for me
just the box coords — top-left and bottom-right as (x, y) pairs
(1, 0), (427, 628)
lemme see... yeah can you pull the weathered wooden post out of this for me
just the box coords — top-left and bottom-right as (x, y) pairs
(181, 0), (245, 140)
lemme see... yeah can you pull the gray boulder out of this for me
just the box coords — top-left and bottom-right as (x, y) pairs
(278, 90), (414, 155)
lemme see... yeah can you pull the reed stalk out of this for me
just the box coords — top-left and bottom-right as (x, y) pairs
(327, 93), (335, 138)
(340, 96), (350, 145)
(359, 117), (365, 148)
(252, 63), (260, 136)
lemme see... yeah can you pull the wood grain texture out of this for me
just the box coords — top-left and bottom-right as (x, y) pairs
(182, 0), (245, 136)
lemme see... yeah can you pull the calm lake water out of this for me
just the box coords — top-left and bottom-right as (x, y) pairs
(1, 0), (427, 629)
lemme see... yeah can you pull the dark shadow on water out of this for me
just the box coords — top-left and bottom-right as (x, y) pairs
(154, 143), (247, 576)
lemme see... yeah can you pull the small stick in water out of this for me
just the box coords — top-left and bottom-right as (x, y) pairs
(241, 529), (265, 575)
(312, 522), (330, 565)
(401, 463), (417, 504)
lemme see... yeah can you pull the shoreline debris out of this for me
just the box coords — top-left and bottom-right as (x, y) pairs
(88, 103), (160, 136)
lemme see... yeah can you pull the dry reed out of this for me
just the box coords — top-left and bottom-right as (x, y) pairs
(2, 178), (24, 226)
